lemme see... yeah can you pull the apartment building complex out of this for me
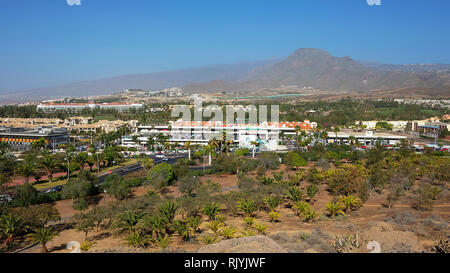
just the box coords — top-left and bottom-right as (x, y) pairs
(37, 102), (144, 112)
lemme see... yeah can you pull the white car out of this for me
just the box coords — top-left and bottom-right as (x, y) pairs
(0, 194), (13, 203)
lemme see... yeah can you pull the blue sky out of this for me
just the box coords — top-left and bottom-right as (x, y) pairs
(0, 0), (449, 93)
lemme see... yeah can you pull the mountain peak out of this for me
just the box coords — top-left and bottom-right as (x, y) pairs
(289, 48), (332, 58)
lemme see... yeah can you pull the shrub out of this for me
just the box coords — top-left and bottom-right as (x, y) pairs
(252, 222), (267, 234)
(325, 165), (367, 195)
(102, 174), (132, 201)
(237, 198), (258, 216)
(260, 176), (274, 185)
(285, 152), (307, 170)
(212, 154), (238, 174)
(306, 185), (319, 203)
(146, 163), (174, 188)
(80, 240), (95, 251)
(178, 175), (200, 197)
(269, 211), (280, 222)
(293, 201), (312, 216)
(207, 220), (223, 234)
(339, 195), (363, 213)
(325, 202), (345, 218)
(13, 183), (38, 207)
(241, 229), (257, 237)
(391, 211), (418, 225)
(303, 208), (319, 222)
(332, 233), (362, 253)
(258, 152), (280, 170)
(221, 226), (238, 239)
(202, 203), (221, 220)
(264, 196), (283, 211)
(158, 201), (178, 224)
(200, 234), (219, 245)
(243, 216), (256, 227)
(156, 234), (172, 249)
(186, 216), (201, 232)
(286, 187), (305, 203)
(173, 220), (193, 241)
(315, 158), (330, 170)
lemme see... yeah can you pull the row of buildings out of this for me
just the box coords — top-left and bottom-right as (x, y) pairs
(36, 102), (144, 112)
(356, 116), (450, 138)
(121, 119), (408, 151)
(0, 117), (138, 134)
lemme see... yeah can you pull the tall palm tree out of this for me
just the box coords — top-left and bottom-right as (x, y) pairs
(17, 160), (37, 184)
(41, 155), (60, 183)
(207, 138), (219, 153)
(74, 152), (88, 170)
(250, 141), (259, 158)
(348, 136), (356, 151)
(333, 127), (340, 144)
(131, 135), (139, 148)
(27, 227), (58, 253)
(184, 141), (192, 160)
(278, 131), (285, 145)
(147, 135), (156, 151)
(204, 145), (213, 165)
(321, 131), (329, 144)
(224, 139), (234, 154)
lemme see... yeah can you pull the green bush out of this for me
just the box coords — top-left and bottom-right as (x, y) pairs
(146, 163), (175, 188)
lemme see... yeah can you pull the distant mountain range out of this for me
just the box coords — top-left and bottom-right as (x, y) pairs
(1, 48), (449, 103)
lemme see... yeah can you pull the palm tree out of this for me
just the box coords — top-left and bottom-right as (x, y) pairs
(237, 198), (258, 217)
(208, 138), (220, 157)
(184, 141), (192, 160)
(0, 173), (11, 193)
(17, 160), (37, 184)
(156, 133), (167, 151)
(278, 131), (285, 145)
(86, 156), (96, 172)
(147, 135), (156, 151)
(348, 136), (357, 151)
(0, 214), (24, 249)
(204, 145), (213, 165)
(202, 203), (220, 220)
(306, 185), (319, 204)
(321, 131), (329, 145)
(27, 227), (58, 253)
(250, 141), (259, 158)
(40, 155), (60, 183)
(295, 126), (303, 150)
(159, 201), (178, 233)
(224, 140), (234, 154)
(131, 135), (139, 148)
(118, 210), (145, 233)
(333, 127), (340, 144)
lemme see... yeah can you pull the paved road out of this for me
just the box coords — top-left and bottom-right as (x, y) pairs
(39, 155), (184, 193)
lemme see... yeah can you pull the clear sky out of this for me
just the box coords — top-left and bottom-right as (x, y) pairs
(1, 0), (449, 93)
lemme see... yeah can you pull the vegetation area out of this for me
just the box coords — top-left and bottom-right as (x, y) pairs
(1, 135), (448, 253)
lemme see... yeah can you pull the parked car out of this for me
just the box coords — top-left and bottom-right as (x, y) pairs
(45, 186), (63, 194)
(0, 194), (13, 203)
